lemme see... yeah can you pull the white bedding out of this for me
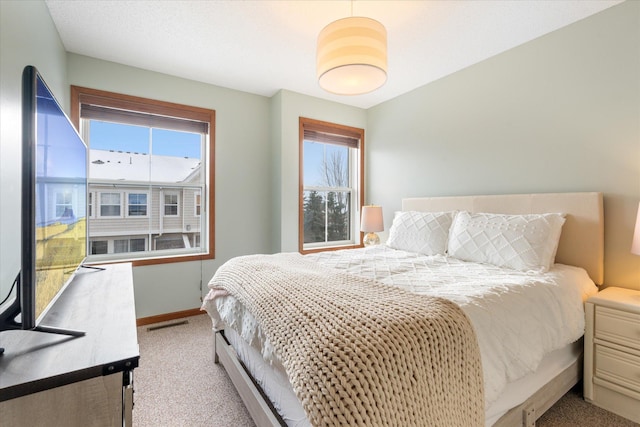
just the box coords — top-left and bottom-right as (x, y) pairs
(223, 324), (583, 427)
(203, 245), (598, 418)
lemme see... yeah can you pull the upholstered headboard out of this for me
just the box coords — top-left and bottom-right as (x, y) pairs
(402, 192), (604, 285)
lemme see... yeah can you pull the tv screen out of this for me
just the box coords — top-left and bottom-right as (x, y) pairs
(1, 67), (87, 353)
(20, 65), (88, 331)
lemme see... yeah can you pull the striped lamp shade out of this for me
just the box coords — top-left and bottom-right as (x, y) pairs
(317, 16), (387, 96)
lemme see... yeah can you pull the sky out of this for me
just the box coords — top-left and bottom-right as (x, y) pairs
(303, 140), (348, 187)
(89, 121), (202, 159)
(90, 121), (346, 186)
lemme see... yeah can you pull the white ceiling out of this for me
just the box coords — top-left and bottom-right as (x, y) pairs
(45, 0), (623, 109)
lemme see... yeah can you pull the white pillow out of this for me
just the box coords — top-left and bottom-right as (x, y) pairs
(447, 211), (566, 272)
(386, 211), (455, 255)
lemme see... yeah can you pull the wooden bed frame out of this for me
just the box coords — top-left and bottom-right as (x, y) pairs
(212, 192), (604, 427)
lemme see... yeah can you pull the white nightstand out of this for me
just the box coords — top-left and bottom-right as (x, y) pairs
(584, 287), (640, 423)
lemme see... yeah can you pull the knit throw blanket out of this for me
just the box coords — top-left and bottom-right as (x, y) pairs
(209, 253), (485, 427)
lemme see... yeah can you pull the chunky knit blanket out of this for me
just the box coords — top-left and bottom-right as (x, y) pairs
(209, 253), (484, 427)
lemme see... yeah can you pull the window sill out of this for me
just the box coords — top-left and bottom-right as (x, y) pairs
(300, 243), (363, 255)
(86, 250), (214, 267)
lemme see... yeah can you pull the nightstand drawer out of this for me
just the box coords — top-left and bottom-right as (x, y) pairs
(595, 344), (640, 393)
(595, 306), (640, 350)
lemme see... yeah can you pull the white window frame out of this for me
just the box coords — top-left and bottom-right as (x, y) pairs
(98, 192), (123, 218)
(88, 191), (95, 219)
(126, 191), (150, 218)
(163, 191), (180, 217)
(55, 191), (73, 218)
(194, 190), (201, 217)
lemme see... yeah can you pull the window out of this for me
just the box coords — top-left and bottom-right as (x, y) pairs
(130, 238), (146, 252)
(155, 235), (186, 250)
(194, 191), (201, 216)
(71, 86), (215, 265)
(99, 192), (122, 217)
(114, 238), (146, 253)
(299, 117), (364, 253)
(114, 239), (129, 253)
(91, 240), (108, 255)
(88, 192), (94, 218)
(127, 192), (148, 217)
(163, 192), (179, 216)
(55, 191), (73, 218)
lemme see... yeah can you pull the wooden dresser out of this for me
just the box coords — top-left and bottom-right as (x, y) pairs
(584, 286), (640, 423)
(0, 263), (139, 426)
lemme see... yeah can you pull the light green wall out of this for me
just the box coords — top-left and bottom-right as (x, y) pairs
(0, 1), (68, 303)
(66, 54), (273, 317)
(2, 1), (639, 319)
(367, 0), (640, 289)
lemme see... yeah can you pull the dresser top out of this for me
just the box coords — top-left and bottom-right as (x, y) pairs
(0, 263), (138, 401)
(587, 286), (640, 314)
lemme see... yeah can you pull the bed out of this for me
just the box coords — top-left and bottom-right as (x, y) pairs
(202, 192), (604, 427)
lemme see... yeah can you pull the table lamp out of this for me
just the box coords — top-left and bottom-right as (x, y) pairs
(632, 202), (640, 255)
(361, 205), (383, 246)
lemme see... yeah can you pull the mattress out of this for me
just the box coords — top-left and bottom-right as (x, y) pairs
(224, 326), (583, 427)
(203, 245), (598, 424)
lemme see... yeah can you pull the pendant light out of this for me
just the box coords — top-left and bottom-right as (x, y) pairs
(316, 4), (387, 96)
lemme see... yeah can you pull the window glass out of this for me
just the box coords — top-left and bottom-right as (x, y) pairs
(72, 85), (215, 264)
(114, 239), (129, 253)
(195, 191), (201, 216)
(130, 238), (146, 252)
(100, 192), (121, 217)
(164, 193), (179, 216)
(88, 192), (94, 218)
(128, 193), (148, 217)
(91, 240), (108, 255)
(56, 191), (73, 218)
(299, 118), (363, 253)
(156, 235), (185, 250)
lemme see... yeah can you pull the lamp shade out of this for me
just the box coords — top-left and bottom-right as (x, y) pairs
(361, 205), (384, 232)
(632, 202), (640, 255)
(317, 16), (387, 95)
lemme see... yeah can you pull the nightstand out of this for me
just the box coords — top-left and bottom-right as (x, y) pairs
(584, 287), (640, 423)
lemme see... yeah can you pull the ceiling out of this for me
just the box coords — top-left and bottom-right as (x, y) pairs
(45, 0), (623, 109)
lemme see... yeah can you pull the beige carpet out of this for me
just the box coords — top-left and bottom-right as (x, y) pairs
(134, 314), (638, 427)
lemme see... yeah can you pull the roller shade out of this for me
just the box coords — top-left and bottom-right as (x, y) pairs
(81, 104), (208, 134)
(303, 130), (359, 148)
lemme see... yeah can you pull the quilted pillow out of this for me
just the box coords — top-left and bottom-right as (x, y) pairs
(386, 211), (455, 255)
(447, 211), (566, 272)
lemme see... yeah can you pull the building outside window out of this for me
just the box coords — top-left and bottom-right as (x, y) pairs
(299, 117), (364, 253)
(71, 86), (215, 265)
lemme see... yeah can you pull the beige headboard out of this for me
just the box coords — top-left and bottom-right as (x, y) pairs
(402, 192), (604, 285)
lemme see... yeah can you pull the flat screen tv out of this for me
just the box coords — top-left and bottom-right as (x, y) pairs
(0, 66), (88, 353)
